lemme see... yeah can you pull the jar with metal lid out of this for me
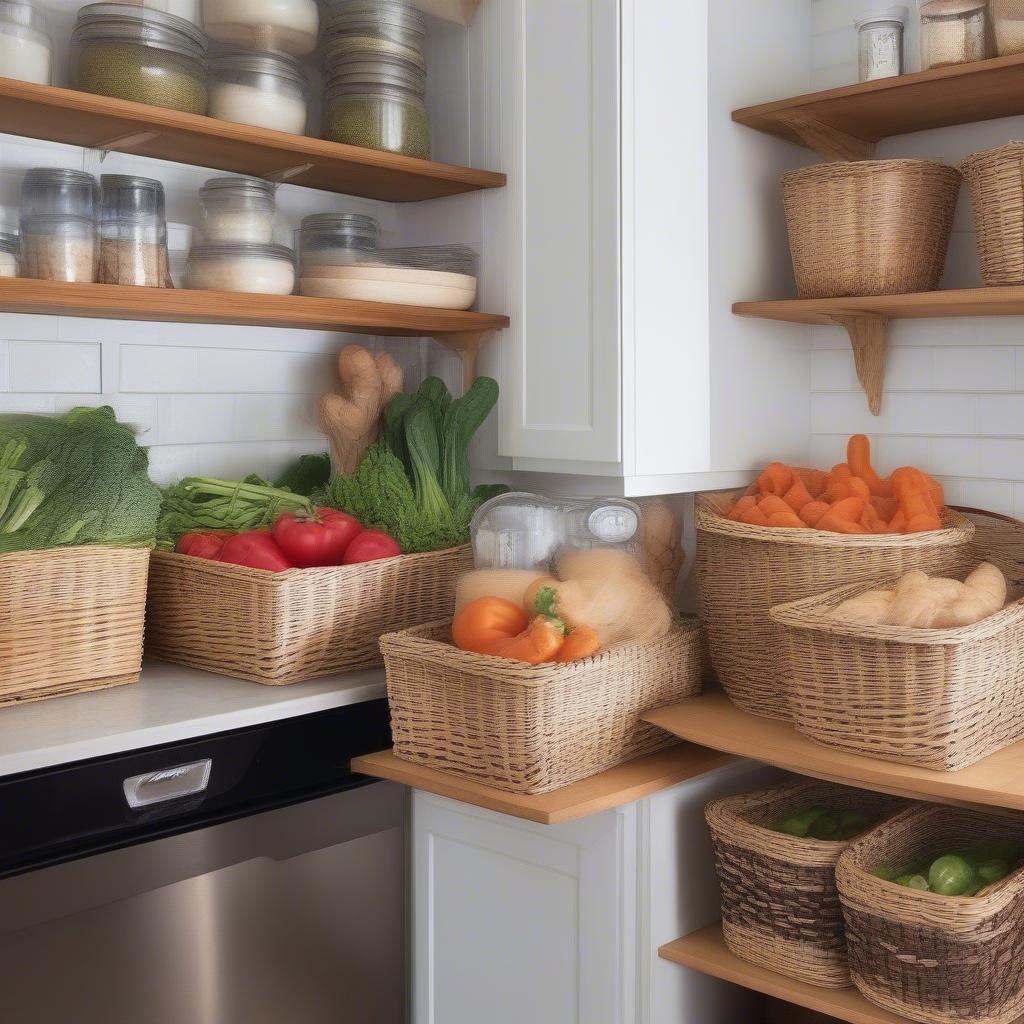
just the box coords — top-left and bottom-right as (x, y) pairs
(320, 0), (426, 68)
(0, 231), (19, 278)
(198, 175), (278, 244)
(991, 0), (1024, 54)
(21, 167), (98, 221)
(209, 50), (307, 134)
(299, 212), (378, 268)
(202, 0), (317, 56)
(20, 215), (98, 283)
(856, 7), (908, 81)
(186, 241), (295, 294)
(71, 3), (208, 114)
(0, 0), (52, 85)
(99, 174), (169, 287)
(919, 0), (991, 68)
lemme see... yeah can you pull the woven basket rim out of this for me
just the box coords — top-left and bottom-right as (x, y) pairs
(960, 140), (1024, 174)
(782, 159), (962, 185)
(0, 543), (153, 563)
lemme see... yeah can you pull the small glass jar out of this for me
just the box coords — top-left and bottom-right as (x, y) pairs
(72, 3), (208, 114)
(299, 211), (378, 269)
(202, 0), (317, 56)
(320, 0), (426, 69)
(199, 175), (278, 244)
(185, 241), (295, 293)
(0, 0), (52, 85)
(919, 0), (991, 68)
(20, 215), (98, 283)
(209, 50), (307, 134)
(991, 0), (1024, 54)
(99, 174), (169, 287)
(0, 231), (19, 278)
(21, 168), (98, 221)
(856, 8), (908, 81)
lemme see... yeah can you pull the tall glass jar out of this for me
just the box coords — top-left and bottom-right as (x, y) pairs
(21, 167), (98, 221)
(99, 174), (169, 287)
(209, 50), (307, 134)
(71, 3), (208, 114)
(320, 0), (426, 68)
(0, 0), (52, 85)
(856, 8), (908, 81)
(201, 0), (317, 56)
(186, 241), (295, 293)
(919, 0), (991, 68)
(198, 175), (279, 244)
(20, 215), (98, 282)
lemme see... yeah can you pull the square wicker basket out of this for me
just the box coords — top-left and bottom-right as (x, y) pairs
(380, 618), (703, 794)
(145, 545), (473, 684)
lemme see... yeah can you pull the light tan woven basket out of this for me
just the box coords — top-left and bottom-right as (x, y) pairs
(696, 490), (975, 721)
(0, 545), (149, 706)
(771, 507), (1024, 771)
(707, 779), (904, 989)
(145, 545), (472, 684)
(960, 142), (1024, 287)
(837, 803), (1024, 1024)
(782, 159), (961, 298)
(381, 618), (703, 794)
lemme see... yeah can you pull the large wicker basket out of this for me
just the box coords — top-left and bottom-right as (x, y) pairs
(782, 159), (961, 298)
(961, 142), (1024, 287)
(837, 804), (1024, 1024)
(771, 508), (1024, 771)
(0, 545), (149, 706)
(381, 618), (703, 794)
(696, 490), (975, 721)
(146, 545), (473, 684)
(707, 779), (904, 989)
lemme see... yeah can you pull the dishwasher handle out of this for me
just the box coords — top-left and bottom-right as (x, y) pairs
(123, 759), (213, 809)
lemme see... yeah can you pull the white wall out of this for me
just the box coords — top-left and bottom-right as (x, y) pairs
(809, 0), (1024, 517)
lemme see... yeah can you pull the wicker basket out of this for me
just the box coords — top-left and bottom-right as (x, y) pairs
(381, 618), (703, 794)
(837, 803), (1024, 1024)
(771, 507), (1024, 771)
(707, 779), (904, 989)
(696, 490), (975, 721)
(0, 545), (149, 706)
(960, 142), (1024, 287)
(145, 545), (473, 684)
(782, 160), (961, 298)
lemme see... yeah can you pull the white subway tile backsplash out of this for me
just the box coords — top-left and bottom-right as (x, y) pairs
(811, 349), (856, 390)
(0, 394), (56, 413)
(196, 348), (331, 395)
(976, 395), (1024, 437)
(933, 347), (1016, 392)
(9, 341), (101, 393)
(159, 395), (233, 444)
(0, 341), (8, 391)
(960, 479), (1015, 515)
(233, 395), (320, 442)
(121, 345), (200, 392)
(888, 393), (976, 436)
(146, 444), (200, 487)
(811, 392), (887, 434)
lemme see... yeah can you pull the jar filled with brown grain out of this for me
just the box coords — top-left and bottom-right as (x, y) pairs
(99, 173), (170, 287)
(919, 0), (991, 68)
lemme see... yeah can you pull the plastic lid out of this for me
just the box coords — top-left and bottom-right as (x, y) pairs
(188, 241), (294, 261)
(855, 6), (908, 28)
(24, 167), (97, 190)
(0, 231), (18, 256)
(367, 243), (477, 275)
(920, 0), (986, 14)
(323, 0), (426, 37)
(320, 33), (426, 72)
(210, 48), (306, 87)
(0, 0), (46, 33)
(101, 173), (166, 219)
(300, 211), (379, 238)
(199, 175), (277, 201)
(73, 2), (208, 58)
(324, 54), (425, 93)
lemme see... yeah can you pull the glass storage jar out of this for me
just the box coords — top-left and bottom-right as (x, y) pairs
(919, 0), (990, 68)
(21, 167), (98, 221)
(99, 173), (169, 287)
(209, 50), (307, 134)
(0, 0), (52, 85)
(320, 0), (426, 69)
(0, 231), (19, 278)
(298, 212), (378, 268)
(856, 7), (908, 81)
(198, 175), (278, 244)
(201, 0), (317, 57)
(991, 0), (1024, 54)
(20, 215), (98, 282)
(185, 241), (295, 293)
(71, 3), (208, 114)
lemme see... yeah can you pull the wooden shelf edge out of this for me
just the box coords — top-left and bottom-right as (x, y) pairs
(351, 744), (735, 825)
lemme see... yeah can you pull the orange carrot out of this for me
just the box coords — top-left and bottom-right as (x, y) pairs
(859, 504), (887, 534)
(782, 478), (814, 512)
(870, 494), (898, 521)
(817, 496), (865, 533)
(847, 434), (888, 496)
(739, 503), (770, 526)
(887, 509), (907, 534)
(554, 626), (601, 662)
(797, 468), (827, 499)
(727, 495), (756, 521)
(768, 510), (804, 528)
(758, 495), (792, 517)
(799, 501), (830, 527)
(487, 616), (565, 664)
(757, 462), (794, 497)
(892, 467), (941, 533)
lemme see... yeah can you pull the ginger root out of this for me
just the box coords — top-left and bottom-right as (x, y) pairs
(637, 498), (685, 597)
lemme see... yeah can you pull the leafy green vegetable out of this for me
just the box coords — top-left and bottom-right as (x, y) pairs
(440, 377), (499, 508)
(273, 453), (331, 496)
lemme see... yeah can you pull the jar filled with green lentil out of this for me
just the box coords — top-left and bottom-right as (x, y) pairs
(71, 3), (208, 114)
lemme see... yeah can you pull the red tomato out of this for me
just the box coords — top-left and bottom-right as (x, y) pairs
(217, 530), (294, 572)
(342, 529), (401, 564)
(271, 507), (362, 568)
(176, 531), (228, 560)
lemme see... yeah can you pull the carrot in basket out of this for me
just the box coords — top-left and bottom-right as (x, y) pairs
(487, 615), (566, 664)
(871, 494), (898, 522)
(892, 466), (942, 533)
(554, 626), (602, 662)
(782, 477), (814, 513)
(727, 495), (757, 521)
(738, 502), (771, 526)
(768, 510), (805, 528)
(847, 434), (889, 496)
(859, 503), (888, 534)
(796, 468), (827, 498)
(817, 496), (866, 533)
(757, 462), (794, 497)
(757, 494), (792, 518)
(799, 500), (830, 527)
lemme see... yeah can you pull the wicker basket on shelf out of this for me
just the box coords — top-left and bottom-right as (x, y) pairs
(961, 142), (1024, 286)
(145, 545), (473, 684)
(695, 490), (975, 721)
(782, 159), (961, 298)
(706, 779), (904, 989)
(381, 617), (703, 795)
(837, 803), (1024, 1024)
(0, 545), (150, 706)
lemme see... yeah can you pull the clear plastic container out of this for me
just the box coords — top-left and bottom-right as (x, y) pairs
(0, 231), (19, 278)
(856, 7), (908, 81)
(470, 492), (643, 570)
(991, 0), (1024, 54)
(20, 215), (98, 282)
(21, 168), (98, 221)
(198, 175), (278, 244)
(298, 211), (379, 267)
(320, 0), (426, 69)
(185, 241), (295, 293)
(0, 0), (52, 85)
(72, 3), (208, 114)
(99, 173), (169, 287)
(919, 0), (990, 68)
(202, 0), (318, 56)
(370, 243), (477, 275)
(209, 50), (307, 134)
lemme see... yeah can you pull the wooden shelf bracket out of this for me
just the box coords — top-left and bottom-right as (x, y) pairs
(431, 329), (490, 390)
(776, 111), (875, 162)
(831, 314), (889, 416)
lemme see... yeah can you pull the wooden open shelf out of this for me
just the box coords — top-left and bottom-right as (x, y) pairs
(352, 745), (734, 825)
(642, 690), (1024, 812)
(733, 52), (1024, 161)
(0, 77), (505, 201)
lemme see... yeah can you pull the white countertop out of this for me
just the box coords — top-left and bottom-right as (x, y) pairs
(0, 660), (387, 778)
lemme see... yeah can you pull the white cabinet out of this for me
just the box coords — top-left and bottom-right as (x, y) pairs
(411, 759), (779, 1023)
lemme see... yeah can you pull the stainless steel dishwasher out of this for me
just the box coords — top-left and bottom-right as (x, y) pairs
(0, 699), (405, 1024)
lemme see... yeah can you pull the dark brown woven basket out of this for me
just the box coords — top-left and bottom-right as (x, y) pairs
(837, 803), (1024, 1024)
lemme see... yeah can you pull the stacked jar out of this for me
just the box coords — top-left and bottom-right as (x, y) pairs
(320, 0), (431, 159)
(0, 0), (52, 85)
(99, 174), (170, 287)
(919, 0), (991, 68)
(20, 168), (99, 283)
(298, 212), (379, 272)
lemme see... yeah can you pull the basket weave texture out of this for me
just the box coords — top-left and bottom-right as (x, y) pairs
(381, 618), (703, 795)
(696, 490), (975, 721)
(145, 545), (472, 684)
(782, 159), (961, 298)
(771, 508), (1024, 771)
(837, 803), (1024, 1024)
(707, 779), (904, 990)
(960, 142), (1024, 287)
(0, 545), (149, 706)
